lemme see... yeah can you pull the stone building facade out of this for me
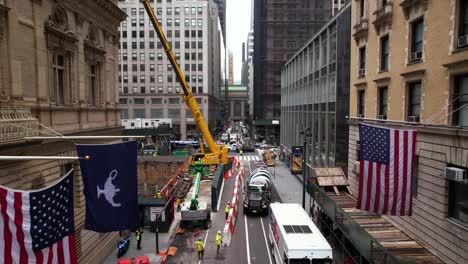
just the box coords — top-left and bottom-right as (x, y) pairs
(226, 85), (248, 122)
(0, 0), (125, 263)
(347, 0), (468, 263)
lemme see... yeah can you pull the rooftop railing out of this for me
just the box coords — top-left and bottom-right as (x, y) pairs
(0, 107), (39, 144)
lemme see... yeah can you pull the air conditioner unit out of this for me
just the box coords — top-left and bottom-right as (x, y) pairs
(379, 114), (387, 120)
(358, 68), (366, 76)
(408, 116), (420, 122)
(410, 51), (422, 62)
(458, 35), (468, 48)
(446, 167), (467, 182)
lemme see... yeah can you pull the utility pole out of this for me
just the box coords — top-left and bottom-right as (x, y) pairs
(299, 126), (312, 209)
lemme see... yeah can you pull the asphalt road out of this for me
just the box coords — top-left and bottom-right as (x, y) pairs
(225, 153), (282, 264)
(165, 153), (286, 264)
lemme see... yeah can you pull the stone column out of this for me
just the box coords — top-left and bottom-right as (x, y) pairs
(180, 106), (187, 141)
(241, 101), (245, 120)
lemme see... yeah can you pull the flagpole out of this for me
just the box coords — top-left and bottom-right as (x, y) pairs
(0, 156), (91, 160)
(24, 136), (146, 139)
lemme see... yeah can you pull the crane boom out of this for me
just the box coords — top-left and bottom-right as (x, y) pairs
(142, 0), (218, 155)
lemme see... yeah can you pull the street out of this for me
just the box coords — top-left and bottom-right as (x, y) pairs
(164, 152), (311, 264)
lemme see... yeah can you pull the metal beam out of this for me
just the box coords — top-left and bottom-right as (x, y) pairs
(0, 156), (90, 161)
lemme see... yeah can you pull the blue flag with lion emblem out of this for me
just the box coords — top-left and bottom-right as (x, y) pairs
(76, 142), (138, 232)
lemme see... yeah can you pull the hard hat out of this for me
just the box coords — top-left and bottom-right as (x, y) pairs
(227, 202), (230, 204)
(198, 237), (202, 240)
(218, 230), (221, 234)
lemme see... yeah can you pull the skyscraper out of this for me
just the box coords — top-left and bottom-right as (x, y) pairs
(213, 0), (226, 43)
(118, 0), (223, 140)
(253, 0), (332, 143)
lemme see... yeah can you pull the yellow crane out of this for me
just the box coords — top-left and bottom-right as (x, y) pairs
(142, 0), (228, 165)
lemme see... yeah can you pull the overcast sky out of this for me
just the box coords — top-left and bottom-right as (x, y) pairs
(226, 0), (252, 84)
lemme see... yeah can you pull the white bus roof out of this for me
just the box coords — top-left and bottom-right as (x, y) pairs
(270, 203), (332, 254)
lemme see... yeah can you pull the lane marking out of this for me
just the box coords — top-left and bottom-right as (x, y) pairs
(198, 219), (211, 264)
(260, 217), (273, 264)
(244, 215), (252, 264)
(216, 178), (225, 212)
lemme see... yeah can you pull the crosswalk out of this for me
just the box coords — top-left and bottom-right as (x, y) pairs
(235, 155), (261, 161)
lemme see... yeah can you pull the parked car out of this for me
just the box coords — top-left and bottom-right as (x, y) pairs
(142, 143), (157, 156)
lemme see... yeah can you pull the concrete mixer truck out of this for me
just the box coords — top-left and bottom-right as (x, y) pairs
(243, 167), (272, 215)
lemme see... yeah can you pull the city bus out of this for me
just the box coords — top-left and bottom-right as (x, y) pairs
(269, 203), (333, 264)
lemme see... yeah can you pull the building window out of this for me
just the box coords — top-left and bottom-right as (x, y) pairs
(357, 90), (365, 117)
(167, 7), (172, 15)
(198, 7), (202, 15)
(407, 81), (421, 122)
(150, 64), (155, 71)
(131, 8), (137, 16)
(378, 86), (388, 119)
(140, 86), (146, 93)
(197, 19), (202, 27)
(184, 19), (190, 26)
(453, 74), (468, 126)
(458, 0), (468, 48)
(157, 53), (163, 60)
(169, 98), (179, 104)
(191, 7), (196, 15)
(150, 86), (156, 93)
(410, 18), (424, 62)
(168, 109), (179, 118)
(139, 19), (144, 27)
(184, 7), (189, 15)
(157, 64), (163, 71)
(121, 109), (129, 119)
(359, 0), (366, 18)
(151, 109), (163, 118)
(175, 19), (180, 26)
(88, 64), (99, 106)
(448, 168), (468, 225)
(380, 35), (389, 71)
(52, 54), (66, 105)
(134, 109), (145, 118)
(134, 98), (145, 104)
(151, 98), (162, 104)
(158, 75), (163, 83)
(175, 7), (180, 15)
(358, 46), (366, 77)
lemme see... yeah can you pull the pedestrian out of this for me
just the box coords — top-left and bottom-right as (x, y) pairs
(176, 197), (181, 212)
(239, 149), (243, 156)
(136, 228), (143, 250)
(215, 231), (223, 255)
(195, 237), (204, 260)
(224, 202), (231, 219)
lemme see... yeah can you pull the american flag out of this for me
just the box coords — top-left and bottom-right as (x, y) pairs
(357, 123), (417, 216)
(0, 170), (77, 264)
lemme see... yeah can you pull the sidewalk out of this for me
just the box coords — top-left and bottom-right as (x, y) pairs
(103, 211), (181, 264)
(269, 159), (312, 208)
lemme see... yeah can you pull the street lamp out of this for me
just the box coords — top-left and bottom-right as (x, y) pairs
(299, 126), (312, 209)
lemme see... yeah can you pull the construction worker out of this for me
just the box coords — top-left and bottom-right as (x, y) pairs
(176, 197), (181, 212)
(215, 231), (223, 255)
(136, 228), (143, 250)
(195, 237), (204, 260)
(156, 190), (162, 198)
(224, 202), (231, 219)
(239, 149), (243, 156)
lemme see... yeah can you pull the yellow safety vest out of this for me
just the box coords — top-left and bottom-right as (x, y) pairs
(224, 205), (230, 213)
(195, 240), (204, 251)
(216, 234), (222, 246)
(136, 231), (141, 240)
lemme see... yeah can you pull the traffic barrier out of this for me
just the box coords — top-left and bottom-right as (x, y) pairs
(222, 165), (244, 246)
